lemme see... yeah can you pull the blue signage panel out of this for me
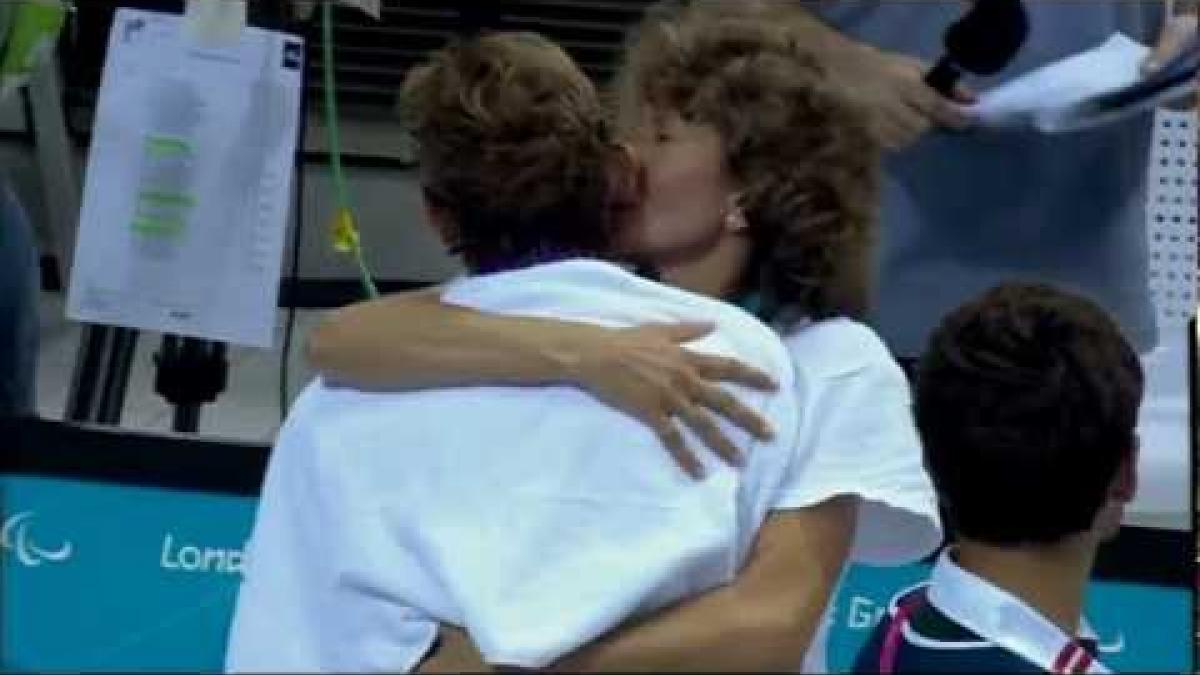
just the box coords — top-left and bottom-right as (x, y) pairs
(1, 476), (1192, 672)
(2, 477), (254, 672)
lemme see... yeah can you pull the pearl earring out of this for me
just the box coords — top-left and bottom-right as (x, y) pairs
(724, 206), (747, 232)
(723, 193), (747, 231)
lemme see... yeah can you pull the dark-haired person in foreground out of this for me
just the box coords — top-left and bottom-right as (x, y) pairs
(854, 283), (1142, 673)
(225, 31), (809, 672)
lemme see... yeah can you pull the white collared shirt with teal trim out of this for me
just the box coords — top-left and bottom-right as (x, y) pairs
(856, 549), (1111, 673)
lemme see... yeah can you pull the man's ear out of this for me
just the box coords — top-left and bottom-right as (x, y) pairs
(1111, 435), (1139, 503)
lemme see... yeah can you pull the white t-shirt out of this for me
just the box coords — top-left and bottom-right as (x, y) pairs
(777, 317), (943, 672)
(224, 259), (805, 672)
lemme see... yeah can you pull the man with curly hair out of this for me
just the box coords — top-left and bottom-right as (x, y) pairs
(225, 31), (808, 672)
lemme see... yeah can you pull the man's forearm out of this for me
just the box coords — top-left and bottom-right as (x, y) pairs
(548, 582), (823, 673)
(549, 499), (858, 673)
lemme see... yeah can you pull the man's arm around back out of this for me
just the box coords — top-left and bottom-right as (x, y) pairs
(420, 496), (857, 673)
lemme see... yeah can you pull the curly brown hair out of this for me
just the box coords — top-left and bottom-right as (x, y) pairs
(401, 32), (616, 271)
(618, 1), (881, 321)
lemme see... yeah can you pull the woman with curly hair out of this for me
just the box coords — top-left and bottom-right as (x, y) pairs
(309, 3), (940, 671)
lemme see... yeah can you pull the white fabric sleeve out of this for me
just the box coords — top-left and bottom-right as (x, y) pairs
(225, 389), (438, 673)
(225, 396), (346, 671)
(772, 325), (943, 566)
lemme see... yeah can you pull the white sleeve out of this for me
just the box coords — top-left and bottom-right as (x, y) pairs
(224, 390), (437, 673)
(772, 325), (943, 566)
(225, 404), (341, 671)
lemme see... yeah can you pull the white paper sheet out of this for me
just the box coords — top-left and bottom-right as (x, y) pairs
(66, 8), (304, 348)
(968, 33), (1196, 133)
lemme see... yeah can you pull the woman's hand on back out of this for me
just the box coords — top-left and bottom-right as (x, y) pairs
(563, 321), (779, 479)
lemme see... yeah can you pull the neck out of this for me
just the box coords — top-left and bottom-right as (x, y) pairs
(953, 535), (1098, 636)
(469, 243), (591, 275)
(657, 235), (751, 300)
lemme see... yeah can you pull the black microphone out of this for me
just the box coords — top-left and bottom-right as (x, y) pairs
(925, 0), (1029, 98)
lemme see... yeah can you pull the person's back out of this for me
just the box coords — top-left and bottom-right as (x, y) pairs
(225, 32), (801, 672)
(853, 283), (1144, 673)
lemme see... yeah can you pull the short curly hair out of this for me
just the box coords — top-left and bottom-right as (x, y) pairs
(401, 32), (616, 271)
(917, 283), (1144, 546)
(617, 1), (881, 321)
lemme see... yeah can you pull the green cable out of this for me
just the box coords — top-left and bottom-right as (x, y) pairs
(322, 0), (379, 299)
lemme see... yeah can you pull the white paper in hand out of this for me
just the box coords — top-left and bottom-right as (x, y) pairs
(967, 33), (1193, 133)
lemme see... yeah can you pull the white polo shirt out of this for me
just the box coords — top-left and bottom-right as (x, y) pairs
(225, 259), (804, 671)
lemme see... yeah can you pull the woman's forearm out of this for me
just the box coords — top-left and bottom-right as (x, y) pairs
(306, 288), (773, 472)
(307, 288), (587, 391)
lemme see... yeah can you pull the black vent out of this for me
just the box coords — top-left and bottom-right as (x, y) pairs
(61, 0), (655, 132)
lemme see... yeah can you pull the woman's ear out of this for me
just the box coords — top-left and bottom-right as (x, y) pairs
(722, 193), (748, 232)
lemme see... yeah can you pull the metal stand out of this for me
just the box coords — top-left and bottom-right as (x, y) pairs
(153, 336), (229, 433)
(65, 330), (229, 431)
(64, 326), (139, 425)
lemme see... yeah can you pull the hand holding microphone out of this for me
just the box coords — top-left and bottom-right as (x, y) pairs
(837, 0), (1027, 152)
(925, 0), (1029, 98)
(848, 50), (977, 151)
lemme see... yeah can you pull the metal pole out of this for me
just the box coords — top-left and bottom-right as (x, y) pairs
(26, 50), (124, 426)
(63, 325), (110, 422)
(172, 404), (201, 434)
(27, 52), (79, 293)
(96, 327), (139, 425)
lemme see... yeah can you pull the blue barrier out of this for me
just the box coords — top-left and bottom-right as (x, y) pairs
(1, 418), (1193, 672)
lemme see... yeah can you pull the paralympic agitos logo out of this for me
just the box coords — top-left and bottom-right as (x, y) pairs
(1, 511), (74, 567)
